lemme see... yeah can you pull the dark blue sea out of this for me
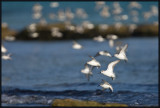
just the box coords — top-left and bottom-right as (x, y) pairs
(2, 37), (158, 106)
(2, 1), (158, 30)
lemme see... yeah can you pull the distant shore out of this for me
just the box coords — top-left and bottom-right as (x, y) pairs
(2, 23), (158, 41)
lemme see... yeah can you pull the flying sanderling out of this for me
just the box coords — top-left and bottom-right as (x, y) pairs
(94, 51), (112, 57)
(99, 79), (113, 92)
(72, 41), (83, 50)
(2, 53), (12, 60)
(114, 44), (128, 62)
(2, 45), (7, 53)
(87, 56), (101, 69)
(100, 60), (120, 80)
(81, 63), (94, 81)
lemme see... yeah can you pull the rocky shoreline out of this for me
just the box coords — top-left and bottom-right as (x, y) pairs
(2, 23), (158, 41)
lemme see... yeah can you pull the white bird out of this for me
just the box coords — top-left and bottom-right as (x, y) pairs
(93, 35), (105, 42)
(99, 79), (113, 92)
(95, 51), (112, 57)
(2, 45), (7, 53)
(50, 2), (59, 8)
(30, 32), (39, 38)
(114, 44), (128, 62)
(4, 36), (15, 41)
(72, 41), (83, 50)
(108, 39), (114, 48)
(87, 56), (101, 69)
(100, 60), (120, 80)
(106, 34), (118, 48)
(2, 53), (12, 60)
(81, 64), (94, 81)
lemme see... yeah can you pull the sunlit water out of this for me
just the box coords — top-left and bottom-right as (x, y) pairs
(2, 37), (158, 106)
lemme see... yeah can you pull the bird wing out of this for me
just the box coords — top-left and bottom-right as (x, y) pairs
(120, 44), (128, 54)
(109, 85), (113, 92)
(88, 55), (96, 60)
(101, 79), (110, 85)
(84, 63), (89, 68)
(90, 66), (95, 71)
(107, 60), (120, 71)
(94, 52), (100, 57)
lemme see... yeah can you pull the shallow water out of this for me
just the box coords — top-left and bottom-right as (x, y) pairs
(2, 37), (158, 106)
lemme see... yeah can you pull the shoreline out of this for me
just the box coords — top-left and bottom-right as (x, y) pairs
(2, 23), (158, 41)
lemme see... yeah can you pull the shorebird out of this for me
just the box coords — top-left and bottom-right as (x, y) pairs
(114, 44), (128, 62)
(99, 79), (113, 92)
(93, 35), (105, 42)
(100, 60), (120, 80)
(94, 51), (112, 57)
(4, 36), (15, 41)
(2, 53), (12, 60)
(72, 41), (83, 50)
(87, 56), (101, 69)
(106, 34), (118, 48)
(50, 2), (59, 8)
(81, 63), (94, 81)
(2, 45), (7, 53)
(76, 8), (88, 19)
(30, 32), (39, 38)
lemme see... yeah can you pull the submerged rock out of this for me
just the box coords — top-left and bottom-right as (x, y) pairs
(52, 98), (128, 107)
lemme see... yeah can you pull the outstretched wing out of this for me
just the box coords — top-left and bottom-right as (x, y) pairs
(94, 52), (100, 57)
(107, 60), (120, 71)
(120, 44), (128, 54)
(88, 55), (95, 60)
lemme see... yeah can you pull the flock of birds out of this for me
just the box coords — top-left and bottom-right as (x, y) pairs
(72, 34), (128, 92)
(31, 1), (158, 24)
(2, 1), (157, 92)
(2, 2), (158, 41)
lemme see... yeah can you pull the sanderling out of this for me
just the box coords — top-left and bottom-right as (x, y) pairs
(87, 56), (101, 68)
(94, 51), (112, 57)
(100, 60), (120, 80)
(106, 34), (118, 48)
(72, 41), (83, 50)
(114, 44), (128, 62)
(99, 79), (113, 92)
(2, 45), (7, 53)
(81, 63), (94, 81)
(2, 53), (12, 60)
(93, 35), (105, 42)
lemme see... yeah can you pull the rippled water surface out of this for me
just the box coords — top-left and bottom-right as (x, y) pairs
(2, 37), (158, 106)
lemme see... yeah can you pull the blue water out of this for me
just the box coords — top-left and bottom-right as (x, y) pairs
(2, 1), (158, 30)
(2, 37), (158, 106)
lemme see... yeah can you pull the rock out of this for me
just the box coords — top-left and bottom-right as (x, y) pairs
(52, 99), (128, 107)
